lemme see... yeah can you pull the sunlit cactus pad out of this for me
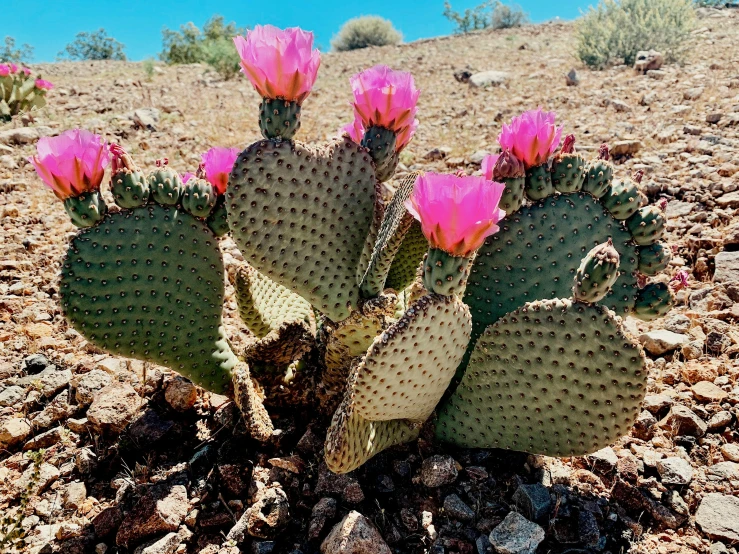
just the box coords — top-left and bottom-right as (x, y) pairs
(228, 137), (377, 322)
(385, 221), (427, 292)
(60, 204), (234, 393)
(436, 298), (646, 455)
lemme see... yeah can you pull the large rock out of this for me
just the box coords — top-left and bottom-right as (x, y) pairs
(691, 381), (728, 403)
(634, 50), (663, 73)
(0, 417), (32, 447)
(74, 369), (112, 405)
(639, 330), (689, 355)
(421, 455), (458, 488)
(469, 70), (509, 87)
(489, 512), (545, 554)
(696, 494), (739, 541)
(658, 405), (707, 437)
(164, 376), (198, 411)
(116, 483), (189, 547)
(714, 251), (739, 282)
(656, 457), (693, 485)
(0, 126), (53, 145)
(87, 382), (141, 432)
(321, 511), (391, 554)
(16, 366), (72, 398)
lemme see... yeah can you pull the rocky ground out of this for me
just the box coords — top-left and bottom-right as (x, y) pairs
(2, 7), (739, 554)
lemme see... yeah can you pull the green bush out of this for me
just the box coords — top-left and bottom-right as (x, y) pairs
(60, 29), (126, 61)
(1, 36), (34, 64)
(160, 15), (244, 80)
(576, 0), (696, 68)
(443, 1), (527, 33)
(331, 16), (402, 51)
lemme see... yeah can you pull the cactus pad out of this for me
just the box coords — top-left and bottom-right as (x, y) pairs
(60, 204), (234, 393)
(422, 249), (473, 297)
(361, 125), (398, 183)
(259, 98), (301, 140)
(435, 298), (646, 456)
(637, 242), (671, 276)
(626, 206), (665, 245)
(148, 167), (183, 206)
(582, 158), (613, 199)
(181, 178), (217, 218)
(385, 221), (428, 292)
(601, 180), (642, 220)
(525, 164), (554, 201)
(111, 168), (149, 209)
(573, 241), (621, 304)
(206, 196), (230, 237)
(228, 137), (377, 322)
(634, 282), (674, 321)
(551, 152), (586, 193)
(64, 191), (107, 228)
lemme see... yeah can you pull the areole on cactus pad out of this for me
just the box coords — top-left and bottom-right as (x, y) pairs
(31, 24), (678, 475)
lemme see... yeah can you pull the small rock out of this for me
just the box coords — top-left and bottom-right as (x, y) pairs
(315, 464), (364, 503)
(0, 126), (52, 145)
(684, 87), (704, 100)
(634, 50), (663, 73)
(469, 70), (509, 87)
(706, 113), (723, 124)
(610, 140), (642, 156)
(23, 353), (51, 374)
(164, 376), (198, 411)
(309, 497), (338, 541)
(692, 381), (728, 403)
(643, 394), (674, 414)
(87, 382), (141, 433)
(133, 108), (160, 131)
(721, 444), (739, 463)
(714, 251), (739, 282)
(76, 447), (97, 475)
(421, 455), (458, 488)
(321, 511), (391, 554)
(656, 457), (693, 485)
(443, 494), (475, 522)
(707, 462), (739, 481)
(56, 521), (83, 540)
(715, 192), (739, 210)
(489, 512), (545, 554)
(0, 417), (32, 447)
(695, 494), (739, 541)
(65, 481), (87, 511)
(228, 487), (289, 541)
(707, 411), (733, 430)
(0, 385), (25, 407)
(18, 462), (60, 495)
(632, 410), (657, 440)
(16, 366), (72, 398)
(511, 484), (551, 522)
(116, 483), (189, 547)
(639, 330), (689, 355)
(565, 68), (579, 86)
(92, 506), (123, 538)
(588, 447), (619, 473)
(610, 99), (631, 112)
(250, 542), (275, 554)
(658, 405), (707, 437)
(23, 426), (63, 450)
(75, 369), (112, 405)
(129, 408), (174, 446)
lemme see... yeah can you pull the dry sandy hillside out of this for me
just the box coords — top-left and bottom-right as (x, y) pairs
(1, 7), (739, 554)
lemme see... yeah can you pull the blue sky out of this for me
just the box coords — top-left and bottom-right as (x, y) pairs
(5, 0), (589, 62)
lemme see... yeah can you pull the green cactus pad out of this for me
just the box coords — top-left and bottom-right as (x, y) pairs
(637, 242), (671, 276)
(582, 158), (613, 199)
(228, 137), (377, 322)
(601, 180), (642, 220)
(359, 172), (418, 298)
(111, 169), (150, 209)
(353, 294), (471, 422)
(499, 176), (526, 215)
(361, 125), (397, 183)
(376, 152), (399, 183)
(551, 153), (586, 193)
(206, 196), (230, 237)
(465, 193), (639, 341)
(422, 248), (473, 297)
(181, 178), (217, 218)
(524, 164), (554, 201)
(634, 282), (674, 321)
(148, 167), (183, 206)
(573, 241), (621, 303)
(385, 221), (427, 292)
(60, 204), (234, 393)
(435, 298), (646, 456)
(64, 191), (107, 228)
(232, 363), (274, 442)
(259, 98), (301, 140)
(626, 206), (665, 245)
(233, 262), (314, 339)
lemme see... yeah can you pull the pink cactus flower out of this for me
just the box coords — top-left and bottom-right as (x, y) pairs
(181, 172), (196, 184)
(28, 129), (110, 200)
(0, 64), (9, 77)
(22, 67), (31, 76)
(498, 108), (563, 169)
(8, 62), (18, 74)
(34, 79), (54, 90)
(404, 172), (506, 257)
(341, 118), (365, 143)
(201, 147), (240, 195)
(349, 65), (420, 151)
(481, 154), (499, 180)
(233, 25), (321, 104)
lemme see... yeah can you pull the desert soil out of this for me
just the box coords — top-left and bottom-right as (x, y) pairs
(1, 7), (739, 554)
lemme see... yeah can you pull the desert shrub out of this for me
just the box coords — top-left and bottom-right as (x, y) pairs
(444, 1), (527, 33)
(331, 16), (402, 51)
(60, 29), (126, 61)
(1, 36), (34, 64)
(160, 15), (243, 79)
(142, 58), (155, 80)
(576, 0), (696, 68)
(0, 450), (43, 550)
(491, 1), (529, 29)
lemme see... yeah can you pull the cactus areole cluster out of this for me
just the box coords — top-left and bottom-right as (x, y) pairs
(31, 25), (675, 474)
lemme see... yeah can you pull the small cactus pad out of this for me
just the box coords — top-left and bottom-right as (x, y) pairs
(64, 191), (107, 228)
(582, 158), (613, 199)
(181, 178), (217, 218)
(353, 294), (471, 422)
(422, 248), (473, 297)
(601, 180), (642, 220)
(525, 164), (554, 201)
(634, 282), (674, 321)
(232, 363), (274, 442)
(148, 167), (183, 206)
(637, 242), (671, 276)
(232, 262), (314, 339)
(626, 206), (665, 245)
(499, 176), (526, 215)
(206, 196), (230, 237)
(573, 240), (621, 304)
(465, 193), (639, 339)
(259, 98), (301, 140)
(325, 363), (419, 474)
(228, 137), (377, 322)
(361, 125), (398, 183)
(385, 221), (428, 292)
(359, 172), (419, 297)
(60, 204), (234, 393)
(435, 298), (647, 456)
(111, 169), (149, 209)
(551, 153), (586, 193)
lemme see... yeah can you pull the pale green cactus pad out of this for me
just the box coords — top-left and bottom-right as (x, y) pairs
(385, 221), (427, 292)
(60, 204), (234, 393)
(228, 137), (377, 322)
(436, 298), (646, 456)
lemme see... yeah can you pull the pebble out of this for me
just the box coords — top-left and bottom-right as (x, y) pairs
(658, 405), (707, 437)
(420, 455), (458, 488)
(511, 483), (551, 522)
(720, 443), (739, 462)
(115, 483), (189, 547)
(320, 511), (391, 554)
(639, 330), (689, 355)
(74, 369), (112, 405)
(0, 385), (25, 407)
(164, 376), (198, 411)
(656, 457), (693, 485)
(87, 382), (141, 433)
(691, 381), (728, 403)
(707, 410), (733, 430)
(443, 493), (475, 522)
(468, 70), (509, 87)
(489, 512), (545, 554)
